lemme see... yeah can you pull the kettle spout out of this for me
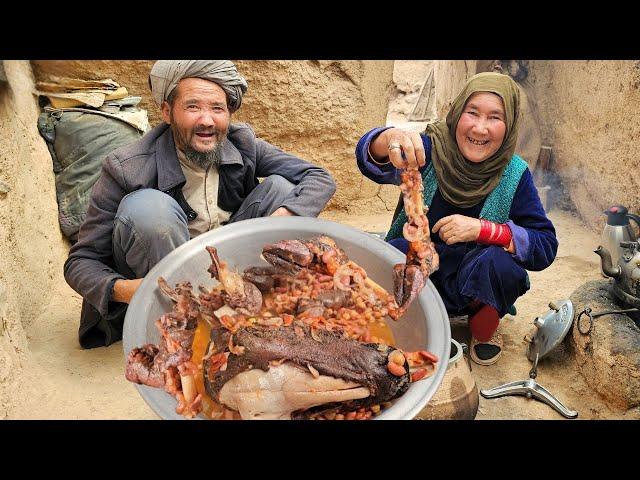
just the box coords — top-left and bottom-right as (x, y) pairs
(594, 246), (621, 278)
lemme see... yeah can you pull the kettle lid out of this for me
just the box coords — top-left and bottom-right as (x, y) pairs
(605, 205), (630, 226)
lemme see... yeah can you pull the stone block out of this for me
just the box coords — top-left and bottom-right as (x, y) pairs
(568, 279), (640, 410)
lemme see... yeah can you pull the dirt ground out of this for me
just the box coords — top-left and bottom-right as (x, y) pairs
(8, 208), (639, 420)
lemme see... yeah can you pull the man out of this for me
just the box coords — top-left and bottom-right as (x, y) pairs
(64, 60), (336, 348)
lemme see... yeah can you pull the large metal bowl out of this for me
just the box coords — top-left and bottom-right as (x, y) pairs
(123, 217), (451, 420)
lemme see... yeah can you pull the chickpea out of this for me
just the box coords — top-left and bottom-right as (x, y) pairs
(388, 349), (406, 366)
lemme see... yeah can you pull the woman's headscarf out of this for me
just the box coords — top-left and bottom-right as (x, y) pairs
(149, 60), (248, 112)
(425, 72), (521, 208)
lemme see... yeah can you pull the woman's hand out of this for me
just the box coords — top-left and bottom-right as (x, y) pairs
(370, 128), (426, 169)
(432, 215), (481, 245)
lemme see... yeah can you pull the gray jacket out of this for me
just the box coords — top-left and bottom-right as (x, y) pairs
(64, 122), (336, 348)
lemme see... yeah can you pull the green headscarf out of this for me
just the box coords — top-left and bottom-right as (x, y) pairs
(425, 72), (521, 208)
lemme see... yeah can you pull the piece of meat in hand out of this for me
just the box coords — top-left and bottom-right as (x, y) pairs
(393, 168), (439, 314)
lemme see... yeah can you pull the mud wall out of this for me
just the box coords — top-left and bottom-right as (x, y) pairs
(433, 60), (477, 120)
(0, 61), (69, 417)
(387, 60), (435, 122)
(527, 60), (640, 231)
(31, 60), (396, 214)
(233, 60), (397, 213)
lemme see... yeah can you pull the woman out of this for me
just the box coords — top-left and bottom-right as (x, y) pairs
(356, 72), (557, 365)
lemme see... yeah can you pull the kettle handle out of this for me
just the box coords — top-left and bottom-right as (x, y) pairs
(627, 213), (640, 233)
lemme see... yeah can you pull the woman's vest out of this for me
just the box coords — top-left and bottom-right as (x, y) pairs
(385, 155), (529, 241)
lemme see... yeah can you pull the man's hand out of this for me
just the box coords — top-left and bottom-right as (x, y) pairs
(432, 215), (481, 245)
(270, 207), (295, 217)
(112, 278), (143, 304)
(370, 128), (426, 170)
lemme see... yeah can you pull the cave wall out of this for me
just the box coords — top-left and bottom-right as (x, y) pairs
(31, 60), (396, 215)
(0, 61), (69, 417)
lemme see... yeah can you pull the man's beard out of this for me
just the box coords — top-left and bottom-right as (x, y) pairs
(171, 121), (228, 169)
(183, 138), (226, 169)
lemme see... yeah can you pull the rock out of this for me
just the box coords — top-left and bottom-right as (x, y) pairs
(568, 279), (640, 410)
(0, 180), (9, 194)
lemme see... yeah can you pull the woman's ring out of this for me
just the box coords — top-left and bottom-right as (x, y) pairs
(388, 142), (401, 150)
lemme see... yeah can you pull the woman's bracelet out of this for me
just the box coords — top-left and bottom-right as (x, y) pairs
(368, 142), (391, 166)
(477, 219), (513, 248)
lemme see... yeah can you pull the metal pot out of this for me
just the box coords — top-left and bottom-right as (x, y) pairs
(414, 339), (479, 420)
(123, 217), (451, 420)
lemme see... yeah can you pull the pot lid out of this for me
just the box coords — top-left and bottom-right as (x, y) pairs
(605, 205), (630, 226)
(526, 299), (574, 361)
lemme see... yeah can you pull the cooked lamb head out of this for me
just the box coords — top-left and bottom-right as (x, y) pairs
(203, 324), (410, 419)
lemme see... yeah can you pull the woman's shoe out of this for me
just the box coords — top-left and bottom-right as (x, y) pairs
(469, 332), (503, 365)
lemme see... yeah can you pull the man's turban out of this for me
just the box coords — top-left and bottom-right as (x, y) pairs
(149, 60), (248, 112)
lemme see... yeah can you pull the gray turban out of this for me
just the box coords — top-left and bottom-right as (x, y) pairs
(149, 60), (248, 112)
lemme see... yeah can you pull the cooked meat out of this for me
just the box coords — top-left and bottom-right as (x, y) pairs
(204, 324), (411, 418)
(125, 345), (164, 388)
(316, 289), (353, 309)
(393, 168), (439, 313)
(242, 266), (278, 292)
(296, 298), (325, 317)
(207, 246), (263, 314)
(218, 363), (370, 420)
(262, 239), (313, 274)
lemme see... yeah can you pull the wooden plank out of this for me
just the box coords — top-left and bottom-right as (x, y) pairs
(534, 145), (553, 186)
(538, 145), (553, 171)
(408, 69), (435, 121)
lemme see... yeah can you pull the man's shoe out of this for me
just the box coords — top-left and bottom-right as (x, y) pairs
(470, 332), (503, 366)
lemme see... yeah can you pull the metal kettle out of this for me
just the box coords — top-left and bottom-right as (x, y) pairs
(600, 205), (640, 277)
(595, 240), (640, 308)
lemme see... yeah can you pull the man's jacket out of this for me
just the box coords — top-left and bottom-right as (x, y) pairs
(64, 122), (336, 348)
